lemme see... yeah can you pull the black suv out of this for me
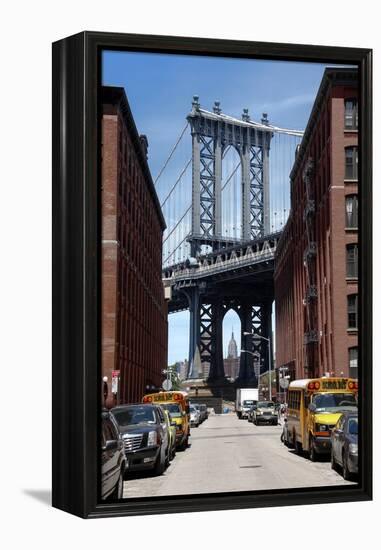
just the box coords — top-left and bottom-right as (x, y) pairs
(101, 410), (127, 500)
(112, 404), (170, 476)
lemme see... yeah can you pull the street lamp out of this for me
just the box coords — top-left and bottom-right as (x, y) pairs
(243, 331), (273, 401)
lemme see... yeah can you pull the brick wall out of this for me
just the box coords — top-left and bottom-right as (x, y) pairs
(275, 69), (358, 381)
(102, 87), (168, 405)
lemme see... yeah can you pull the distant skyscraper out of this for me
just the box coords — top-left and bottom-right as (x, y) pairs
(227, 329), (238, 359)
(224, 329), (240, 379)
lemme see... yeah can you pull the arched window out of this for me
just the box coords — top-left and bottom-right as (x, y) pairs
(344, 98), (358, 130)
(345, 195), (358, 228)
(346, 243), (358, 279)
(345, 147), (358, 180)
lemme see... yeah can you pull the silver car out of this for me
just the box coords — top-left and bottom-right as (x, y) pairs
(331, 412), (358, 480)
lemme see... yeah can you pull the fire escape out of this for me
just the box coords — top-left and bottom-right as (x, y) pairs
(302, 158), (318, 377)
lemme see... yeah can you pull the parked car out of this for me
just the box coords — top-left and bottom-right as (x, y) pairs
(331, 411), (358, 480)
(101, 409), (127, 500)
(192, 403), (208, 422)
(111, 404), (170, 476)
(252, 401), (278, 426)
(163, 409), (177, 461)
(247, 403), (258, 423)
(241, 399), (258, 420)
(190, 404), (201, 427)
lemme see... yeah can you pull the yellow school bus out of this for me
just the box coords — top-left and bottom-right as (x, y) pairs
(285, 377), (358, 461)
(142, 391), (190, 450)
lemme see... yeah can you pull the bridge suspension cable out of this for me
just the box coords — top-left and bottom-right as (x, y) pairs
(164, 234), (189, 265)
(160, 158), (192, 208)
(163, 204), (191, 244)
(154, 123), (189, 185)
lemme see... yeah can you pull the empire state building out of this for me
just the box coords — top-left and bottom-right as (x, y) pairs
(227, 330), (238, 358)
(224, 330), (240, 379)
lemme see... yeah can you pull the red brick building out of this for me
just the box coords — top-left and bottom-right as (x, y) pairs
(102, 86), (168, 404)
(275, 68), (358, 381)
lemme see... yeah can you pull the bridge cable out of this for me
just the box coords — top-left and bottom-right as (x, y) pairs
(163, 205), (191, 244)
(164, 234), (189, 265)
(160, 158), (192, 207)
(154, 122), (189, 185)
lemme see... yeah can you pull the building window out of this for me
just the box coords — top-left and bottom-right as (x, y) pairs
(347, 294), (358, 329)
(344, 99), (358, 130)
(346, 244), (358, 278)
(348, 347), (358, 379)
(345, 147), (358, 180)
(345, 195), (358, 228)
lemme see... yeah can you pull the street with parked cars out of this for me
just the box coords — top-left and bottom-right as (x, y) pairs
(101, 378), (359, 500)
(121, 410), (356, 499)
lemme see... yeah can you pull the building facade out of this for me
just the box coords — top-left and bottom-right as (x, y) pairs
(102, 86), (168, 405)
(275, 68), (358, 381)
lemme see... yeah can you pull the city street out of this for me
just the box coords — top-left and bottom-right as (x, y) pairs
(123, 412), (355, 498)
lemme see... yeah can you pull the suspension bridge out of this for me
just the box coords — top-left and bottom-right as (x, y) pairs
(154, 96), (303, 387)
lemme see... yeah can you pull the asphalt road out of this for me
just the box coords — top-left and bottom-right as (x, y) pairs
(123, 412), (355, 498)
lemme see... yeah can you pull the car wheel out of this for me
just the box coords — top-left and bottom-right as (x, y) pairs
(111, 469), (124, 500)
(153, 448), (166, 476)
(179, 434), (189, 451)
(165, 446), (170, 468)
(309, 436), (317, 462)
(342, 452), (352, 481)
(294, 433), (302, 455)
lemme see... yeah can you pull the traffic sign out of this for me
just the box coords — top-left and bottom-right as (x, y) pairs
(162, 379), (172, 390)
(280, 378), (289, 389)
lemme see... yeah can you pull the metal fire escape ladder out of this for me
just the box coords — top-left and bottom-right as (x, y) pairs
(302, 158), (318, 376)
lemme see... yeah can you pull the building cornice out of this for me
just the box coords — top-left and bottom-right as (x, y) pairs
(290, 67), (358, 181)
(101, 86), (166, 230)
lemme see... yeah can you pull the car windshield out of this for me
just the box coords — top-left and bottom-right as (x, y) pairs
(312, 393), (357, 412)
(113, 406), (156, 426)
(348, 417), (358, 435)
(160, 403), (182, 418)
(257, 401), (275, 408)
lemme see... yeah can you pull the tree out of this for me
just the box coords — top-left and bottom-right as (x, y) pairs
(166, 363), (182, 390)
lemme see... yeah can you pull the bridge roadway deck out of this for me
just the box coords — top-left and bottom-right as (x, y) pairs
(122, 412), (354, 498)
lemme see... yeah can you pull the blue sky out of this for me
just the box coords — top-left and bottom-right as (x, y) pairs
(103, 51), (335, 364)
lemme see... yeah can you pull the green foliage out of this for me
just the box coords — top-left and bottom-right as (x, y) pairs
(166, 363), (182, 390)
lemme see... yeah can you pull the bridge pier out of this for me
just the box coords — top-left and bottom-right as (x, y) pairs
(183, 286), (202, 379)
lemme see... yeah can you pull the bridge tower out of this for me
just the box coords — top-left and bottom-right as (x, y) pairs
(184, 98), (274, 384)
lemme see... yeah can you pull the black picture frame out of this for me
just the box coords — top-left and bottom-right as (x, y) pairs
(52, 31), (372, 519)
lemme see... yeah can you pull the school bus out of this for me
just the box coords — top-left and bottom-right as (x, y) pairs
(142, 391), (190, 450)
(285, 377), (358, 461)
